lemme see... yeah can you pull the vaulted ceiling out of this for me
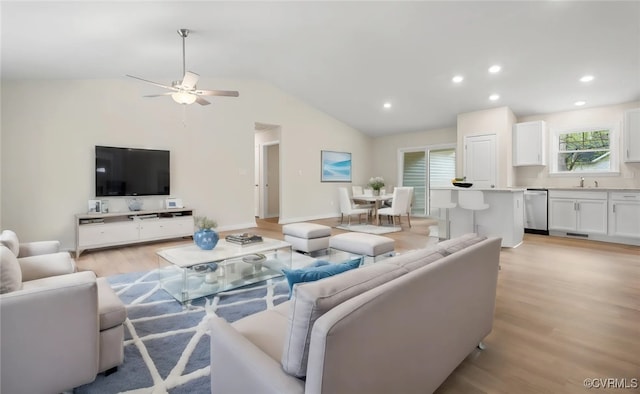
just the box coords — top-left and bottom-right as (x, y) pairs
(2, 1), (639, 136)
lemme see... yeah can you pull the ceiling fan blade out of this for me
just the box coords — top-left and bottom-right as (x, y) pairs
(195, 96), (211, 106)
(126, 75), (178, 91)
(196, 89), (240, 97)
(143, 93), (173, 97)
(181, 71), (199, 90)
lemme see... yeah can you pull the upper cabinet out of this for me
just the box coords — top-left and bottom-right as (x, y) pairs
(623, 108), (640, 162)
(513, 120), (546, 166)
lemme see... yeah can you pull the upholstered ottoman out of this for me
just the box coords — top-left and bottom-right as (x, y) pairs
(96, 278), (127, 374)
(282, 223), (331, 254)
(329, 232), (395, 262)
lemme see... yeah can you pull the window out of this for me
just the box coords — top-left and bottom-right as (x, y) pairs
(551, 126), (617, 174)
(400, 146), (455, 216)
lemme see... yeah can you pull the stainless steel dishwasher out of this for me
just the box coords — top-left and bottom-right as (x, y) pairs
(524, 188), (548, 235)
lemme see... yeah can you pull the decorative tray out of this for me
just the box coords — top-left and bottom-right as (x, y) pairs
(242, 254), (267, 264)
(452, 182), (473, 188)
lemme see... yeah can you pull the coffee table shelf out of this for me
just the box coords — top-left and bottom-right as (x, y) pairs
(156, 238), (292, 303)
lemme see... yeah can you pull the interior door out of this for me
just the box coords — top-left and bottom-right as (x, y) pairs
(464, 134), (496, 188)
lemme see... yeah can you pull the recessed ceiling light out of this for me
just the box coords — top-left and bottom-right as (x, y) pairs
(383, 102), (392, 109)
(580, 75), (594, 82)
(489, 94), (500, 101)
(575, 101), (586, 106)
(452, 75), (464, 83)
(488, 65), (502, 74)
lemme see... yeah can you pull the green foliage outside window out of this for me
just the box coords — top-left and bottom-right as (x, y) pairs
(557, 129), (611, 171)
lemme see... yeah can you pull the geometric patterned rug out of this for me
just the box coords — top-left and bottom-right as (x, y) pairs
(74, 269), (289, 393)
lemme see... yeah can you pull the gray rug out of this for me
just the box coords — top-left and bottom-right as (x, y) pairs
(335, 223), (403, 235)
(75, 269), (289, 393)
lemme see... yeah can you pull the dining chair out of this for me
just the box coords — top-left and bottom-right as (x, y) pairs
(350, 187), (374, 214)
(405, 187), (414, 227)
(338, 187), (369, 225)
(377, 187), (412, 226)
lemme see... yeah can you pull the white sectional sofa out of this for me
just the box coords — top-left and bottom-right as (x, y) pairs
(210, 234), (502, 394)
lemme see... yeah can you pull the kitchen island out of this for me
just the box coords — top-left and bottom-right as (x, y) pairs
(432, 187), (525, 248)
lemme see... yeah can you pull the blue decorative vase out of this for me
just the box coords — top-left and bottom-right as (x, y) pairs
(194, 229), (219, 250)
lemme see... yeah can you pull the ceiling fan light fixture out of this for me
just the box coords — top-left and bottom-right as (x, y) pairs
(172, 91), (197, 105)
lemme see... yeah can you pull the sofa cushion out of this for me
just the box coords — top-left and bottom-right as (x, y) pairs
(0, 230), (20, 257)
(282, 262), (407, 377)
(0, 245), (22, 294)
(379, 247), (445, 272)
(436, 233), (487, 256)
(282, 257), (363, 296)
(232, 301), (291, 362)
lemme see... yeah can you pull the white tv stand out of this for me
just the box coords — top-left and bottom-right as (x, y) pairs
(75, 208), (194, 257)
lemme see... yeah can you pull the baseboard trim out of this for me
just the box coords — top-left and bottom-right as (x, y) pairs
(279, 213), (340, 224)
(217, 221), (258, 232)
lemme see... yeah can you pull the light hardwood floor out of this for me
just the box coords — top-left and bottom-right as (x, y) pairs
(76, 217), (640, 393)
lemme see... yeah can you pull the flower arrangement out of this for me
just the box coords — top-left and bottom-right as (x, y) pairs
(194, 215), (218, 230)
(368, 176), (385, 191)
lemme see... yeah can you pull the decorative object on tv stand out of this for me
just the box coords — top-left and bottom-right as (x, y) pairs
(193, 216), (219, 250)
(127, 198), (144, 211)
(88, 199), (102, 213)
(368, 176), (385, 195)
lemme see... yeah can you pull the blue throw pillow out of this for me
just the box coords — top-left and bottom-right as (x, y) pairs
(282, 257), (363, 297)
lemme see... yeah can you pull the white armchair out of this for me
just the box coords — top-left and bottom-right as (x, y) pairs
(0, 230), (127, 393)
(0, 229), (76, 280)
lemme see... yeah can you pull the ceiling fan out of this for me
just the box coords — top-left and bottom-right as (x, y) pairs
(127, 29), (239, 106)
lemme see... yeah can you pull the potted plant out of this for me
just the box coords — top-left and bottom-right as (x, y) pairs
(368, 176), (385, 195)
(194, 215), (219, 250)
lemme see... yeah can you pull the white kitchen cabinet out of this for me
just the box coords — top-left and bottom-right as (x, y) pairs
(513, 121), (546, 166)
(623, 108), (640, 162)
(609, 192), (640, 238)
(548, 190), (607, 235)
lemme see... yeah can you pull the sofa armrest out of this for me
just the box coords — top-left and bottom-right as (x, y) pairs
(0, 271), (100, 394)
(210, 316), (304, 394)
(18, 240), (61, 257)
(18, 252), (76, 281)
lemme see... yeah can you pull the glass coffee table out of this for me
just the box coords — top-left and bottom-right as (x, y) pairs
(157, 237), (293, 304)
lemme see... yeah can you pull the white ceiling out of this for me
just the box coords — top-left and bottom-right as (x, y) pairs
(2, 1), (639, 136)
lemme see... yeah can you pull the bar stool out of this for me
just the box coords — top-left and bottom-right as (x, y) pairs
(458, 190), (489, 234)
(430, 189), (456, 239)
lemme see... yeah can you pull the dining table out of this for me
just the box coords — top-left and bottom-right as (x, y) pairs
(352, 193), (394, 225)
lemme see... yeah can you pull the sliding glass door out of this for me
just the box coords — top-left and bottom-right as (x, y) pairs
(400, 146), (456, 216)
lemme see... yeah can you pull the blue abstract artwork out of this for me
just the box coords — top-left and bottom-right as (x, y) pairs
(321, 150), (352, 182)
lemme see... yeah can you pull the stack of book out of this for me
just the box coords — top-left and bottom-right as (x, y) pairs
(225, 233), (263, 245)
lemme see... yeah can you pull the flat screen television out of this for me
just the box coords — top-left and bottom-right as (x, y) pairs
(95, 146), (170, 197)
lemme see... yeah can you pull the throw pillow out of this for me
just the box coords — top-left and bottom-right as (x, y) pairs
(282, 257), (363, 297)
(1, 245), (22, 294)
(0, 230), (20, 257)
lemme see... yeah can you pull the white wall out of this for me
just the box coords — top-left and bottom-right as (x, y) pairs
(457, 106), (516, 188)
(515, 101), (640, 188)
(370, 127), (457, 189)
(1, 78), (370, 250)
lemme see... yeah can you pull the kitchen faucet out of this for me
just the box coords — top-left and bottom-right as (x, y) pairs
(580, 177), (585, 188)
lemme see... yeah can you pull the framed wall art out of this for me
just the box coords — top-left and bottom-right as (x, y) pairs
(321, 150), (352, 182)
